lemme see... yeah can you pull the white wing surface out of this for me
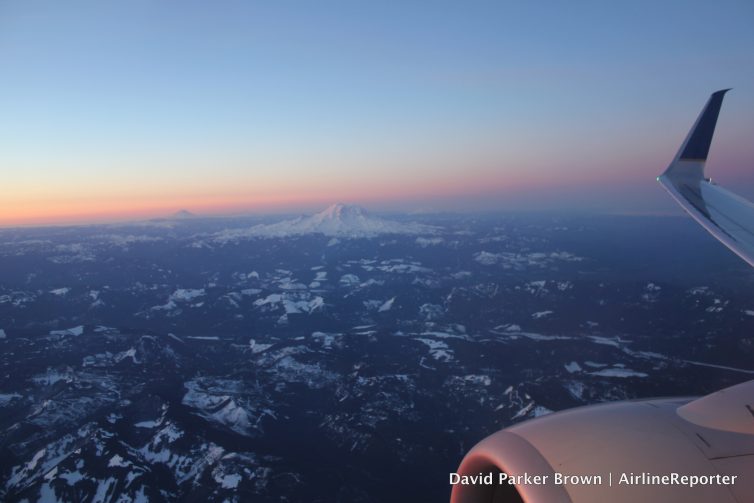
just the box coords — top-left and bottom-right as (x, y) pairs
(658, 89), (754, 267)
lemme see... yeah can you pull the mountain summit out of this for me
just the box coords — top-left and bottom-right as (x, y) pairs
(315, 203), (368, 220)
(171, 209), (196, 219)
(215, 203), (436, 240)
(305, 203), (373, 232)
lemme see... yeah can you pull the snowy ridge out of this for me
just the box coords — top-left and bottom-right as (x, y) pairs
(214, 204), (437, 240)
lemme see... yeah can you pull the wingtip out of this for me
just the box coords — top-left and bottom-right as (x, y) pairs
(677, 89), (730, 162)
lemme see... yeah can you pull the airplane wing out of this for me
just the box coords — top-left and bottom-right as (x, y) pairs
(658, 89), (754, 267)
(451, 92), (754, 503)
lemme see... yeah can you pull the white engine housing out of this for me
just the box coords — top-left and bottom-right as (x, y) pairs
(451, 380), (754, 503)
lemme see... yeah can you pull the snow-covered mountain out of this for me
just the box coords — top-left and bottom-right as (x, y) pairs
(171, 209), (196, 219)
(215, 204), (436, 240)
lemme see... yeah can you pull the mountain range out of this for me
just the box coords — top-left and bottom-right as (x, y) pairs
(214, 204), (436, 241)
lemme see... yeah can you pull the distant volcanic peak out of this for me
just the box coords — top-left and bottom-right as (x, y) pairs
(171, 209), (196, 219)
(317, 203), (368, 220)
(310, 204), (371, 228)
(214, 203), (437, 240)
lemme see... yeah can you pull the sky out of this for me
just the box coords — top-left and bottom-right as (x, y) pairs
(1, 0), (754, 226)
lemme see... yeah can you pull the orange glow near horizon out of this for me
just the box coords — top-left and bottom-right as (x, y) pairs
(3, 1), (754, 227)
(0, 162), (651, 227)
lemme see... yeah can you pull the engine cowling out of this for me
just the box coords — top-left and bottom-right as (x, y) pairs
(451, 380), (754, 503)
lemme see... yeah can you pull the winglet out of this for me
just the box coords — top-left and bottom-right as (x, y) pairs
(679, 88), (731, 161)
(657, 89), (754, 268)
(663, 89), (730, 180)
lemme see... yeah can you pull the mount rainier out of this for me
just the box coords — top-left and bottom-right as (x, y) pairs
(214, 204), (437, 241)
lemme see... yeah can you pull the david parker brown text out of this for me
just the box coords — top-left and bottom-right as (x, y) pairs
(450, 472), (738, 488)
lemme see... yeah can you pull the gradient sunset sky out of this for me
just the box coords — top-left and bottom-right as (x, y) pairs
(2, 0), (754, 226)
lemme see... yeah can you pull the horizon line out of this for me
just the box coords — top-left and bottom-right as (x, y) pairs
(0, 206), (685, 230)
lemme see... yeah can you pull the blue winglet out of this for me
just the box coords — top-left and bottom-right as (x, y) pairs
(679, 89), (731, 161)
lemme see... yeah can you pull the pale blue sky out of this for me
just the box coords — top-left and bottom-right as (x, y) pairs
(1, 1), (754, 224)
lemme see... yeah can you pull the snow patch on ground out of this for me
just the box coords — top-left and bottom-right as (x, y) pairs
(416, 237), (444, 247)
(564, 361), (582, 373)
(533, 405), (553, 417)
(415, 338), (453, 362)
(490, 325), (572, 341)
(249, 339), (273, 354)
(50, 325), (84, 337)
(589, 368), (648, 378)
(474, 251), (582, 269)
(108, 454), (131, 468)
(340, 274), (360, 286)
(151, 288), (205, 312)
(217, 473), (242, 489)
(564, 381), (585, 400)
(170, 288), (205, 302)
(0, 392), (22, 406)
(378, 297), (395, 312)
(183, 380), (259, 436)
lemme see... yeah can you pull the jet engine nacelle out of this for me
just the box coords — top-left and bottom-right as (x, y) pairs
(451, 380), (754, 503)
